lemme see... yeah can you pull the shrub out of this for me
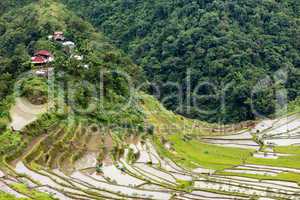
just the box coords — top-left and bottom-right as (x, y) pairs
(20, 77), (48, 105)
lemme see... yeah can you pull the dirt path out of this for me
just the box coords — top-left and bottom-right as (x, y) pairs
(9, 97), (50, 131)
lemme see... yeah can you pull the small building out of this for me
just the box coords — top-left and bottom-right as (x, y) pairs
(35, 69), (48, 77)
(72, 55), (83, 61)
(34, 67), (54, 77)
(63, 41), (76, 54)
(53, 31), (65, 41)
(31, 50), (54, 65)
(31, 56), (47, 65)
(63, 41), (75, 48)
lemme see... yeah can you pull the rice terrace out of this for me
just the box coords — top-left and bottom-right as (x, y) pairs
(0, 0), (300, 200)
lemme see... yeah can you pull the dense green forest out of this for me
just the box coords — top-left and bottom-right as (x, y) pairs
(62, 0), (300, 123)
(0, 0), (34, 16)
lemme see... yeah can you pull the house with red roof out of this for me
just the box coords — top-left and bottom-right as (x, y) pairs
(31, 50), (54, 65)
(31, 56), (47, 65)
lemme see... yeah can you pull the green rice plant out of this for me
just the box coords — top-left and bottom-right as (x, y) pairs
(176, 179), (194, 192)
(10, 183), (56, 200)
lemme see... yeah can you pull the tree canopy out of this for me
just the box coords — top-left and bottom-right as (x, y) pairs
(63, 0), (300, 123)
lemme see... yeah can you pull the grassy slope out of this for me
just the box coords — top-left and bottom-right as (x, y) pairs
(165, 134), (252, 170)
(287, 97), (300, 114)
(142, 94), (254, 170)
(142, 94), (300, 185)
(10, 184), (55, 200)
(276, 96), (300, 117)
(141, 93), (237, 136)
(245, 100), (300, 169)
(246, 153), (300, 169)
(0, 183), (55, 200)
(217, 170), (300, 185)
(0, 193), (24, 200)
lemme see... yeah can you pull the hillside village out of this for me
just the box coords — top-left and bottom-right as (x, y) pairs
(31, 31), (87, 77)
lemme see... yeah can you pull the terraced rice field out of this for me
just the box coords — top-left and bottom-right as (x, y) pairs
(254, 114), (300, 146)
(201, 130), (260, 150)
(1, 94), (300, 199)
(1, 123), (300, 200)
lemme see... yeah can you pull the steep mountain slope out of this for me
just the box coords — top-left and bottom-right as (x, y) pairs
(0, 0), (144, 162)
(0, 0), (143, 112)
(0, 0), (34, 16)
(0, 1), (146, 198)
(63, 0), (300, 123)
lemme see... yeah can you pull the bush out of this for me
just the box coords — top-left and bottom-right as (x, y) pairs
(20, 77), (48, 105)
(0, 130), (23, 156)
(147, 125), (154, 135)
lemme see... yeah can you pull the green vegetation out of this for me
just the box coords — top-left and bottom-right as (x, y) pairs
(0, 0), (145, 166)
(276, 96), (300, 116)
(126, 147), (138, 164)
(275, 145), (300, 154)
(10, 184), (56, 200)
(0, 0), (32, 16)
(141, 94), (215, 137)
(0, 130), (23, 157)
(21, 112), (63, 137)
(1, 112), (64, 164)
(143, 94), (253, 170)
(246, 154), (300, 169)
(0, 0), (144, 127)
(287, 97), (300, 114)
(0, 192), (25, 200)
(0, 0), (299, 198)
(0, 184), (56, 200)
(144, 92), (300, 186)
(194, 131), (300, 185)
(176, 179), (193, 192)
(217, 171), (300, 185)
(63, 0), (300, 123)
(0, 95), (14, 132)
(155, 134), (252, 170)
(20, 77), (49, 105)
(0, 3), (146, 198)
(245, 145), (300, 169)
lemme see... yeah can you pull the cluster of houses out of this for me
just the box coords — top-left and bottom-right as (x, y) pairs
(31, 31), (86, 76)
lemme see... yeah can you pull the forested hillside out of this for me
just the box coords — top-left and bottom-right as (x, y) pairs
(63, 0), (300, 123)
(0, 0), (144, 140)
(0, 0), (141, 95)
(0, 0), (142, 100)
(0, 0), (34, 16)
